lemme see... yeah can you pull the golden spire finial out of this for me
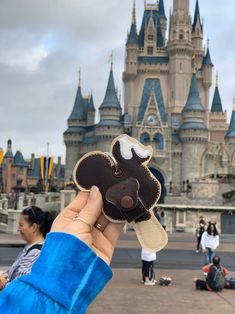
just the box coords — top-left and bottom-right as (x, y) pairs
(233, 96), (235, 111)
(207, 38), (210, 49)
(132, 0), (136, 25)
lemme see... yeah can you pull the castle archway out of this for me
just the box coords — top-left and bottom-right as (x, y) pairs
(149, 167), (166, 204)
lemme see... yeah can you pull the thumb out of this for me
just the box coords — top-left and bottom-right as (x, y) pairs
(78, 186), (103, 227)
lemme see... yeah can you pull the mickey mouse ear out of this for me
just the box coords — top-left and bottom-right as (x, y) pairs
(131, 211), (168, 252)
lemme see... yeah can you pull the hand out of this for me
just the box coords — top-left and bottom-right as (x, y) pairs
(0, 275), (7, 290)
(51, 186), (124, 265)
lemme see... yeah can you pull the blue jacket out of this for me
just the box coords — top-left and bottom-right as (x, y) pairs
(0, 232), (112, 313)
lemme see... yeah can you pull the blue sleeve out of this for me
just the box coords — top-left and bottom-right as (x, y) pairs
(0, 232), (112, 314)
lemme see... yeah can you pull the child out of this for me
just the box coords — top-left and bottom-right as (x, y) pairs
(141, 248), (157, 286)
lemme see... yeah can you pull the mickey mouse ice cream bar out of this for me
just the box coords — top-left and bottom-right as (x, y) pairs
(73, 134), (168, 252)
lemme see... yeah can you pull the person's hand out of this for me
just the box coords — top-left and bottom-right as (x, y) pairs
(0, 275), (7, 290)
(51, 186), (124, 265)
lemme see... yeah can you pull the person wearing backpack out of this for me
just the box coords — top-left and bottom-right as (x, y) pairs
(0, 206), (55, 290)
(194, 256), (228, 291)
(200, 221), (219, 265)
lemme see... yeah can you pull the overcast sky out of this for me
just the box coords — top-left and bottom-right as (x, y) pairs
(0, 0), (234, 163)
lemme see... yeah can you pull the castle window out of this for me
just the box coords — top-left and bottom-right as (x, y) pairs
(148, 34), (154, 41)
(140, 132), (150, 145)
(179, 34), (183, 40)
(147, 46), (154, 55)
(153, 133), (164, 150)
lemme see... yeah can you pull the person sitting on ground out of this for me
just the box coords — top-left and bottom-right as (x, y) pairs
(0, 187), (123, 313)
(0, 206), (55, 290)
(194, 256), (228, 292)
(141, 248), (157, 286)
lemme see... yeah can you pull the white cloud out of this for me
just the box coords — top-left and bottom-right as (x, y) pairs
(1, 44), (48, 71)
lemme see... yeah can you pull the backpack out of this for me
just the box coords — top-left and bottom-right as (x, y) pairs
(207, 265), (226, 291)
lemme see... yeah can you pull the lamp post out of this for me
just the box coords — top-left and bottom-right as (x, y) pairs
(45, 142), (49, 193)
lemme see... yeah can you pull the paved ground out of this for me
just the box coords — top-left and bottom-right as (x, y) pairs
(90, 231), (235, 314)
(0, 231), (235, 313)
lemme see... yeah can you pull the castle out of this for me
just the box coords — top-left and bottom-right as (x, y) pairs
(64, 0), (235, 205)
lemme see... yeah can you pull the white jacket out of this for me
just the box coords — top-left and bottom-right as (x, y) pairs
(141, 248), (157, 261)
(200, 231), (219, 251)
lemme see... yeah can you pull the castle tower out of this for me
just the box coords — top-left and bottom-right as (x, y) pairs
(225, 100), (235, 173)
(2, 139), (14, 193)
(180, 74), (208, 181)
(123, 1), (168, 125)
(123, 0), (139, 119)
(96, 64), (123, 151)
(201, 41), (213, 127)
(191, 0), (203, 69)
(225, 100), (235, 140)
(87, 93), (95, 126)
(64, 73), (87, 180)
(167, 0), (193, 114)
(209, 74), (227, 142)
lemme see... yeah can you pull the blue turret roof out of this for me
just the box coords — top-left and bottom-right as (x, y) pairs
(127, 23), (138, 45)
(68, 85), (87, 121)
(99, 69), (121, 109)
(225, 110), (235, 138)
(211, 86), (223, 113)
(203, 48), (213, 66)
(4, 139), (13, 158)
(28, 158), (41, 179)
(64, 126), (85, 134)
(137, 78), (167, 123)
(158, 0), (166, 18)
(192, 0), (202, 33)
(138, 9), (164, 48)
(4, 151), (13, 158)
(127, 0), (138, 45)
(183, 74), (205, 112)
(181, 122), (207, 130)
(87, 94), (95, 111)
(14, 151), (27, 166)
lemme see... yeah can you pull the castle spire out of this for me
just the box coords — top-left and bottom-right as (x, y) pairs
(132, 0), (136, 26)
(99, 66), (121, 110)
(225, 99), (235, 138)
(203, 39), (213, 66)
(183, 74), (205, 112)
(192, 0), (202, 33)
(158, 0), (166, 18)
(68, 72), (87, 121)
(127, 1), (138, 45)
(211, 74), (223, 113)
(78, 68), (81, 86)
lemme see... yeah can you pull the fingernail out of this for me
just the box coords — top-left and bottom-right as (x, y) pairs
(89, 186), (99, 201)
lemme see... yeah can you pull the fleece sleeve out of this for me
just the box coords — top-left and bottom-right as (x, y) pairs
(0, 232), (112, 314)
